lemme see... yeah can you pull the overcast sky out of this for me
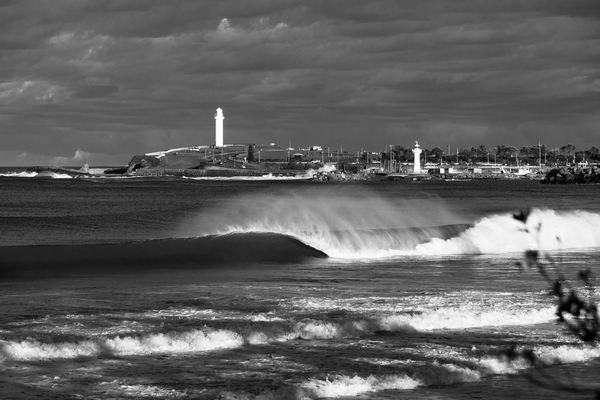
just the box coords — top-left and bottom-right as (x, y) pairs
(1, 0), (599, 166)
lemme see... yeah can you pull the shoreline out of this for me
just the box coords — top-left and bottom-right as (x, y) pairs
(2, 165), (597, 183)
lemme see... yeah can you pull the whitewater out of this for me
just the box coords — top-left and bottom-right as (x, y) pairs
(1, 173), (600, 399)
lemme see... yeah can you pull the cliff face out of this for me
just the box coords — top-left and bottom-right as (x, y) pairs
(541, 167), (600, 184)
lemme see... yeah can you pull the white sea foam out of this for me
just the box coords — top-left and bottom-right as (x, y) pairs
(38, 172), (74, 179)
(0, 329), (244, 361)
(4, 320), (599, 400)
(1, 339), (100, 360)
(415, 209), (600, 255)
(220, 362), (481, 399)
(478, 344), (600, 375)
(104, 329), (243, 355)
(302, 373), (422, 397)
(222, 345), (600, 399)
(0, 306), (553, 362)
(0, 171), (38, 177)
(382, 307), (555, 331)
(143, 307), (285, 322)
(1, 297), (560, 362)
(98, 381), (191, 399)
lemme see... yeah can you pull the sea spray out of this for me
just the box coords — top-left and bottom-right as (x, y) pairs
(179, 187), (600, 257)
(179, 187), (462, 258)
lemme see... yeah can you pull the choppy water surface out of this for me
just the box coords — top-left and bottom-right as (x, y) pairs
(1, 174), (600, 399)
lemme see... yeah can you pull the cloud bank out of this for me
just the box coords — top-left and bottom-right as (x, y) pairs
(0, 0), (598, 165)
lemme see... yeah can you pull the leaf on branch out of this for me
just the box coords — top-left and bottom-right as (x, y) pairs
(518, 250), (540, 272)
(578, 269), (592, 284)
(525, 250), (539, 263)
(513, 208), (531, 223)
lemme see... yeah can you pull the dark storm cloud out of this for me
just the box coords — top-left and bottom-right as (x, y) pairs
(0, 0), (598, 165)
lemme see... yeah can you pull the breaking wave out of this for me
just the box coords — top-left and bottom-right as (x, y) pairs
(180, 188), (600, 258)
(0, 171), (38, 178)
(3, 209), (598, 273)
(0, 305), (556, 361)
(2, 321), (596, 399)
(414, 208), (600, 255)
(230, 344), (600, 399)
(0, 170), (75, 179)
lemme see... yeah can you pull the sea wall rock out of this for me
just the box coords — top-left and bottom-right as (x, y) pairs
(311, 171), (383, 181)
(435, 172), (522, 180)
(541, 167), (600, 184)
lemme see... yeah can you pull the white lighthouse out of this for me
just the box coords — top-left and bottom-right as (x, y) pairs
(214, 107), (224, 147)
(412, 141), (422, 173)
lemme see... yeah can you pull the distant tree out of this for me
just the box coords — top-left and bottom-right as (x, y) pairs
(519, 146), (533, 159)
(560, 144), (577, 163)
(427, 147), (444, 163)
(587, 147), (600, 162)
(546, 148), (560, 164)
(476, 145), (488, 162)
(529, 144), (548, 165)
(247, 145), (255, 162)
(575, 151), (586, 163)
(496, 145), (518, 163)
(460, 147), (477, 163)
(430, 146), (444, 158)
(392, 145), (411, 162)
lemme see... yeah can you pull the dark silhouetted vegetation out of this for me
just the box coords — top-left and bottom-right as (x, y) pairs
(508, 209), (599, 398)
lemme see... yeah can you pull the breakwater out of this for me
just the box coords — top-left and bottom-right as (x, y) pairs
(541, 166), (600, 184)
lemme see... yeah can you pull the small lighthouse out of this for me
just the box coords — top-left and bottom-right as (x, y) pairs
(412, 141), (422, 173)
(214, 107), (224, 147)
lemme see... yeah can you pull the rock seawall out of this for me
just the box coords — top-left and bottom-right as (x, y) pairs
(541, 167), (600, 184)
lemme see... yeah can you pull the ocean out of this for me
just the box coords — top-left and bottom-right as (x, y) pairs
(1, 168), (600, 399)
